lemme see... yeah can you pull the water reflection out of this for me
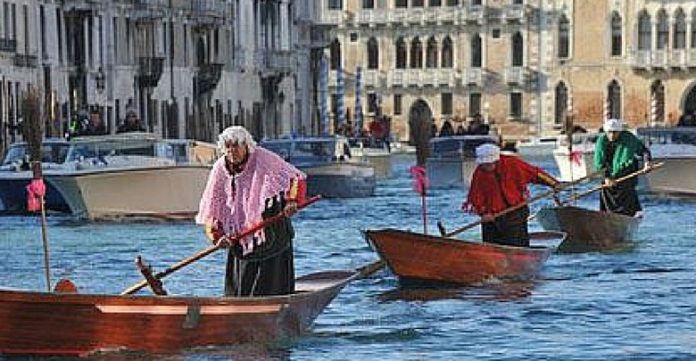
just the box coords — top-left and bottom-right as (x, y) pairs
(378, 280), (539, 303)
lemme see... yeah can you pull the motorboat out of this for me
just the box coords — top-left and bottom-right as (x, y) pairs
(45, 133), (217, 220)
(261, 136), (376, 198)
(637, 126), (696, 196)
(426, 135), (498, 188)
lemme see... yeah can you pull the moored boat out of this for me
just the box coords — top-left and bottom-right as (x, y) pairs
(0, 261), (381, 356)
(553, 133), (598, 182)
(44, 133), (217, 220)
(262, 136), (376, 198)
(349, 137), (393, 179)
(516, 135), (560, 162)
(637, 126), (696, 196)
(426, 135), (497, 188)
(363, 229), (560, 285)
(536, 206), (641, 253)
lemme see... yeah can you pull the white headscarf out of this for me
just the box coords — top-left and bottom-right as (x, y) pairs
(217, 126), (257, 153)
(475, 143), (501, 164)
(603, 118), (624, 132)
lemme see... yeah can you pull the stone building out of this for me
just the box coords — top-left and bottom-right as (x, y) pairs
(320, 0), (696, 142)
(0, 0), (330, 155)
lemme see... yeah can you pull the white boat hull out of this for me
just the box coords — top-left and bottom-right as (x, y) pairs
(301, 163), (376, 198)
(426, 157), (478, 188)
(47, 165), (210, 220)
(643, 157), (696, 196)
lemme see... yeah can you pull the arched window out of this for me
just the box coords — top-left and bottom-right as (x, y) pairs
(558, 15), (570, 58)
(555, 82), (568, 125)
(330, 38), (341, 70)
(471, 34), (482, 67)
(607, 80), (621, 120)
(367, 37), (379, 69)
(441, 36), (453, 68)
(395, 37), (407, 69)
(610, 12), (622, 56)
(650, 80), (665, 124)
(410, 37), (423, 68)
(512, 32), (524, 66)
(638, 11), (651, 50)
(657, 10), (668, 49)
(426, 37), (438, 68)
(674, 9), (686, 49)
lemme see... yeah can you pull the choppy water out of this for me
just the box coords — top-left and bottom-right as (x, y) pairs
(1, 155), (696, 360)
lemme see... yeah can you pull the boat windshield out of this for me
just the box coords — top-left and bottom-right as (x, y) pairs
(429, 136), (496, 157)
(262, 139), (340, 163)
(1, 142), (70, 166)
(638, 127), (696, 146)
(65, 139), (170, 162)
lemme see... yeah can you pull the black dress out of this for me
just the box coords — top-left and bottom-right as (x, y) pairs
(599, 141), (642, 217)
(224, 196), (295, 297)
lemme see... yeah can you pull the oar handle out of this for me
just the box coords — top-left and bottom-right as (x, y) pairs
(121, 195), (321, 295)
(439, 169), (603, 238)
(560, 162), (663, 205)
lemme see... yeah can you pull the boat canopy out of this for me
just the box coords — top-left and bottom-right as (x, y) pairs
(262, 137), (352, 166)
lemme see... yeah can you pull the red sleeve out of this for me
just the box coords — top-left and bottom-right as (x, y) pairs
(512, 156), (558, 187)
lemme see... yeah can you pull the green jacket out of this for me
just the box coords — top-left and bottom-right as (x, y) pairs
(594, 131), (649, 178)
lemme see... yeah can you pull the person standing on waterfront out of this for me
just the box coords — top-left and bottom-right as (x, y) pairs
(463, 144), (561, 247)
(594, 118), (652, 217)
(196, 126), (307, 296)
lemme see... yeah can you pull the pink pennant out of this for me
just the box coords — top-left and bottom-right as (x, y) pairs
(26, 178), (46, 212)
(409, 165), (429, 196)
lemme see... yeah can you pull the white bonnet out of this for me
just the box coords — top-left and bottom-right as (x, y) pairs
(217, 126), (257, 152)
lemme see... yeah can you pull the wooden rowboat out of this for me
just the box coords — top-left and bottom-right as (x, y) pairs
(0, 261), (382, 356)
(363, 229), (561, 286)
(536, 206), (641, 253)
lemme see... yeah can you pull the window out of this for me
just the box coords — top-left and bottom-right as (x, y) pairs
(607, 80), (621, 120)
(441, 36), (453, 68)
(410, 37), (423, 68)
(674, 9), (686, 50)
(558, 15), (569, 59)
(328, 0), (342, 10)
(472, 0), (482, 5)
(350, 32), (358, 42)
(511, 32), (523, 66)
(441, 93), (453, 115)
(638, 11), (651, 50)
(412, 0), (424, 7)
(469, 93), (481, 117)
(471, 34), (482, 67)
(367, 37), (379, 69)
(426, 37), (438, 68)
(513, 0), (523, 4)
(554, 82), (568, 125)
(394, 94), (402, 115)
(492, 28), (501, 39)
(395, 37), (407, 69)
(429, 0), (441, 6)
(446, 0), (459, 5)
(368, 93), (378, 113)
(510, 92), (522, 118)
(330, 38), (341, 70)
(363, 0), (374, 8)
(651, 81), (665, 123)
(656, 10), (668, 50)
(610, 12), (622, 56)
(395, 0), (408, 8)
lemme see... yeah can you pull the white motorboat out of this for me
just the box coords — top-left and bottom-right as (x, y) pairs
(516, 135), (560, 162)
(426, 135), (498, 188)
(262, 136), (376, 198)
(637, 126), (696, 196)
(553, 133), (599, 182)
(349, 137), (392, 179)
(45, 133), (217, 220)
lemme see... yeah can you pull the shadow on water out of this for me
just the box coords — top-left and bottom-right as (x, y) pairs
(377, 280), (539, 303)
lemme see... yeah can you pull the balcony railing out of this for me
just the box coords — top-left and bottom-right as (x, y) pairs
(689, 49), (696, 66)
(502, 4), (525, 22)
(266, 50), (294, 72)
(464, 68), (485, 87)
(320, 9), (344, 25)
(14, 54), (38, 68)
(671, 49), (687, 68)
(0, 38), (16, 52)
(132, 0), (168, 20)
(363, 69), (381, 86)
(389, 9), (409, 24)
(652, 50), (668, 68)
(631, 50), (651, 68)
(389, 69), (406, 87)
(504, 66), (528, 85)
(190, 0), (226, 26)
(465, 5), (485, 23)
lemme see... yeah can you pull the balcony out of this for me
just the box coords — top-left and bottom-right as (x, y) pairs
(464, 5), (485, 23)
(389, 69), (407, 87)
(671, 49), (687, 69)
(389, 9), (409, 24)
(356, 9), (389, 26)
(362, 69), (382, 87)
(631, 50), (651, 69)
(14, 54), (38, 68)
(423, 7), (458, 24)
(196, 63), (223, 94)
(132, 0), (168, 21)
(137, 57), (164, 87)
(190, 0), (226, 27)
(504, 66), (529, 85)
(266, 50), (294, 72)
(319, 9), (344, 25)
(62, 0), (100, 12)
(502, 4), (525, 22)
(463, 68), (486, 87)
(689, 49), (696, 67)
(0, 38), (16, 52)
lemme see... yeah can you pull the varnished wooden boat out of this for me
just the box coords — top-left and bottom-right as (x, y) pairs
(0, 261), (382, 356)
(363, 229), (560, 285)
(536, 206), (641, 253)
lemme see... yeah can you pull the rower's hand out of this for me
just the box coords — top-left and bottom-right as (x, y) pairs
(603, 178), (617, 188)
(552, 181), (567, 193)
(643, 161), (653, 173)
(283, 200), (299, 217)
(205, 219), (225, 244)
(214, 235), (233, 248)
(481, 213), (495, 223)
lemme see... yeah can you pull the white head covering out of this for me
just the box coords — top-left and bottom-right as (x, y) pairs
(475, 143), (501, 164)
(217, 126), (257, 153)
(603, 118), (624, 132)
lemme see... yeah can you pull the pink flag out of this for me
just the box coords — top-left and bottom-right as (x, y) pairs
(569, 150), (582, 166)
(26, 178), (46, 212)
(409, 165), (429, 196)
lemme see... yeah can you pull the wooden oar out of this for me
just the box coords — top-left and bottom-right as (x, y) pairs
(437, 170), (603, 238)
(121, 195), (321, 295)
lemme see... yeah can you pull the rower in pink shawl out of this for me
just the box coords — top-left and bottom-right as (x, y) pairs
(196, 126), (306, 297)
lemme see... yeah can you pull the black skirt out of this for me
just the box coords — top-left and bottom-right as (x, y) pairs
(482, 206), (530, 247)
(224, 196), (295, 297)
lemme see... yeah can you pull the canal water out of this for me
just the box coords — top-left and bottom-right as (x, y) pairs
(1, 154), (695, 360)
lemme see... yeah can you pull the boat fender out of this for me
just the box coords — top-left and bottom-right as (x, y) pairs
(54, 278), (78, 293)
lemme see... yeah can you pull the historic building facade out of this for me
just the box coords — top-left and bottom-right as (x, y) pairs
(320, 0), (696, 141)
(0, 0), (329, 154)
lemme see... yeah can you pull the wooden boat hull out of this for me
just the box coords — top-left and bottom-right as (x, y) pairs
(0, 264), (380, 356)
(536, 206), (641, 253)
(364, 229), (558, 285)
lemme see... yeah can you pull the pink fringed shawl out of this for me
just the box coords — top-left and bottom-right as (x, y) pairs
(195, 147), (306, 255)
